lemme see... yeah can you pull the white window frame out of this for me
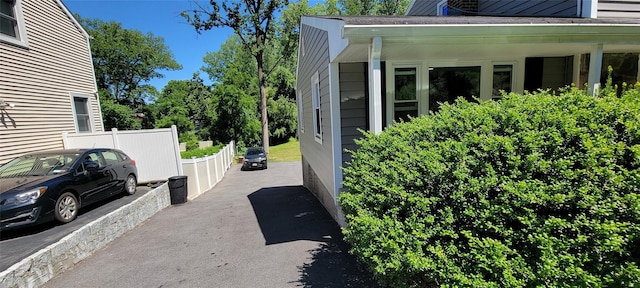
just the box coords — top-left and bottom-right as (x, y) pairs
(437, 0), (448, 16)
(311, 72), (322, 143)
(387, 64), (421, 125)
(297, 91), (304, 133)
(491, 62), (517, 100)
(70, 93), (95, 133)
(0, 0), (29, 47)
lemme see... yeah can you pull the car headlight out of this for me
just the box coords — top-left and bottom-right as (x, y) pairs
(9, 187), (47, 204)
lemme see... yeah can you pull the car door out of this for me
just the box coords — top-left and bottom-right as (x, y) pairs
(100, 150), (125, 195)
(75, 151), (111, 205)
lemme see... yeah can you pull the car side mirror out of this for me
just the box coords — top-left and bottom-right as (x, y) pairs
(85, 161), (100, 171)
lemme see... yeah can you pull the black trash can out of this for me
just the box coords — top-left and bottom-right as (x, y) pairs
(168, 176), (188, 204)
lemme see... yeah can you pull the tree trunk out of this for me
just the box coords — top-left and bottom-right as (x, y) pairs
(257, 51), (269, 154)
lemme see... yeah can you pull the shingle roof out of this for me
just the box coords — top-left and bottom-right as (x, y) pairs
(308, 15), (640, 26)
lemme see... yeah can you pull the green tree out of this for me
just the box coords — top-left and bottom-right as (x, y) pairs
(182, 0), (289, 154)
(210, 83), (261, 149)
(155, 75), (214, 139)
(323, 0), (410, 15)
(377, 0), (410, 14)
(201, 36), (256, 86)
(77, 16), (182, 106)
(98, 91), (141, 130)
(267, 96), (297, 145)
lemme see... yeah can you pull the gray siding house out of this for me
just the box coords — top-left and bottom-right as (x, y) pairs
(407, 0), (640, 18)
(0, 0), (103, 165)
(296, 0), (640, 224)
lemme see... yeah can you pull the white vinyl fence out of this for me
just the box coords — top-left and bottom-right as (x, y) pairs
(181, 141), (235, 199)
(63, 126), (236, 198)
(63, 126), (182, 183)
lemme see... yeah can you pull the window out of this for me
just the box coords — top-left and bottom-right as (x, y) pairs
(579, 53), (639, 95)
(311, 72), (322, 142)
(429, 66), (481, 112)
(437, 0), (448, 16)
(393, 67), (419, 122)
(297, 91), (304, 133)
(492, 64), (514, 99)
(102, 151), (121, 165)
(77, 152), (104, 173)
(72, 95), (93, 133)
(0, 0), (28, 46)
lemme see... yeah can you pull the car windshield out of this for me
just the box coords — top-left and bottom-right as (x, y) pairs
(0, 153), (81, 177)
(246, 149), (264, 156)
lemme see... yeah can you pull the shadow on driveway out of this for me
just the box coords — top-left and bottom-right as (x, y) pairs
(248, 185), (381, 287)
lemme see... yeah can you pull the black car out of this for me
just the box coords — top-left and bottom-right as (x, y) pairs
(241, 147), (267, 170)
(0, 148), (138, 231)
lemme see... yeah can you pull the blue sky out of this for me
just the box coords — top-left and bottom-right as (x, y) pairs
(63, 0), (234, 91)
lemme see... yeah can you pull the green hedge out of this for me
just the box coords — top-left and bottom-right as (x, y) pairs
(180, 144), (223, 159)
(340, 86), (640, 287)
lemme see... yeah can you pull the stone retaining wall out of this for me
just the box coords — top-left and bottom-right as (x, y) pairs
(0, 183), (171, 288)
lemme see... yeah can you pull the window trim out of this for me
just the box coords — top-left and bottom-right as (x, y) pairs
(388, 64), (421, 125)
(70, 93), (95, 133)
(0, 0), (29, 47)
(311, 72), (322, 143)
(437, 0), (448, 16)
(297, 91), (304, 133)
(491, 62), (516, 100)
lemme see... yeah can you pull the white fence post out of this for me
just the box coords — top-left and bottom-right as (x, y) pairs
(191, 156), (201, 195)
(171, 125), (183, 175)
(62, 132), (69, 148)
(222, 145), (228, 169)
(111, 128), (120, 148)
(205, 155), (212, 190)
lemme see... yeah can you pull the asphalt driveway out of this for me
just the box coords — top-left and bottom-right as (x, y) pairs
(43, 162), (379, 287)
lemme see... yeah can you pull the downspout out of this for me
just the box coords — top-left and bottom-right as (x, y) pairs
(369, 37), (383, 134)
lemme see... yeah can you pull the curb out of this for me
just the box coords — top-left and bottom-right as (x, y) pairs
(0, 183), (171, 288)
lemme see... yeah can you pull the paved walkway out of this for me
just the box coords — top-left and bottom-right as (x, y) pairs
(44, 162), (379, 288)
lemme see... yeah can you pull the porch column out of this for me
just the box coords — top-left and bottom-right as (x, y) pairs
(368, 37), (383, 134)
(588, 43), (603, 96)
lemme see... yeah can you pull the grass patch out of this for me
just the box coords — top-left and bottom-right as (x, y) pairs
(268, 138), (301, 162)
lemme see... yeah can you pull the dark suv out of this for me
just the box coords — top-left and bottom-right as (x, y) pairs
(241, 147), (267, 170)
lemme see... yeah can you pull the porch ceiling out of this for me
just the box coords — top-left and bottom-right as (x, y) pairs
(332, 19), (640, 63)
(336, 42), (640, 63)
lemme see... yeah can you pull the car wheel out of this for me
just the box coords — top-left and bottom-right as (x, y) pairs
(54, 192), (78, 223)
(124, 174), (137, 195)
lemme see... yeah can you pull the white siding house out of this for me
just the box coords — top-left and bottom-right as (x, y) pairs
(296, 3), (640, 224)
(0, 0), (102, 165)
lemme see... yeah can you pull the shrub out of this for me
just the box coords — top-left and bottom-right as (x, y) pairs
(180, 144), (223, 159)
(179, 132), (199, 151)
(339, 86), (640, 287)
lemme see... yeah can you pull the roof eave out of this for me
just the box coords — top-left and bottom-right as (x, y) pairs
(343, 23), (640, 44)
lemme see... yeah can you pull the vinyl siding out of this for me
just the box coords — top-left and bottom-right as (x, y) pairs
(479, 0), (578, 17)
(598, 0), (640, 18)
(339, 63), (368, 166)
(0, 0), (100, 164)
(297, 24), (334, 205)
(407, 0), (578, 16)
(406, 0), (440, 15)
